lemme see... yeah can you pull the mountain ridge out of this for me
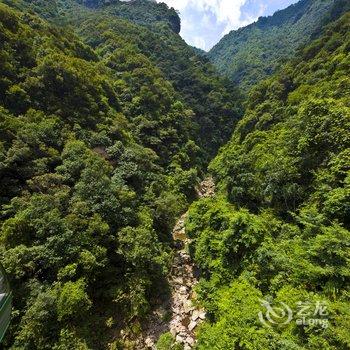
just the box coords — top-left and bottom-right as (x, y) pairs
(208, 0), (336, 92)
(0, 0), (349, 348)
(189, 9), (350, 349)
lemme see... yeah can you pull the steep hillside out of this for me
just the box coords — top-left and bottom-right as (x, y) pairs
(81, 0), (181, 34)
(2, 0), (348, 349)
(5, 0), (180, 32)
(208, 0), (335, 92)
(61, 0), (242, 160)
(188, 10), (350, 349)
(60, 0), (181, 33)
(6, 0), (242, 160)
(0, 1), (241, 348)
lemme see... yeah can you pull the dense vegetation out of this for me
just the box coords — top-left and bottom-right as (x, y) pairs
(11, 0), (242, 160)
(208, 0), (340, 92)
(65, 1), (241, 160)
(1, 0), (349, 349)
(5, 0), (181, 31)
(0, 1), (240, 348)
(188, 10), (350, 349)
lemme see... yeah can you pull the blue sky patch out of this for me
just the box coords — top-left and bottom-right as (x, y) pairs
(156, 0), (299, 50)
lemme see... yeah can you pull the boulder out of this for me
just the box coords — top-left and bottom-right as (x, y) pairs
(145, 337), (154, 348)
(198, 311), (206, 320)
(188, 321), (197, 331)
(176, 334), (185, 343)
(179, 286), (188, 295)
(186, 337), (195, 346)
(191, 310), (200, 321)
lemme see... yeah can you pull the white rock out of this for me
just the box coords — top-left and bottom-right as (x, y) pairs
(173, 277), (183, 285)
(170, 327), (177, 337)
(186, 337), (195, 346)
(179, 286), (188, 295)
(177, 325), (187, 334)
(145, 337), (154, 348)
(176, 334), (185, 343)
(191, 310), (200, 321)
(183, 300), (194, 314)
(198, 310), (206, 320)
(188, 321), (197, 331)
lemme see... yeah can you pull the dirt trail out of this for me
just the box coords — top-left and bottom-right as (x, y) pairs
(136, 177), (215, 349)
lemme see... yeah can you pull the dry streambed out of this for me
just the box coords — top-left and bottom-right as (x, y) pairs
(136, 178), (215, 349)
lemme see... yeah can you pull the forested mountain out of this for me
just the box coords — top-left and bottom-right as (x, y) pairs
(1, 0), (349, 349)
(66, 2), (242, 160)
(5, 0), (180, 31)
(208, 0), (347, 92)
(188, 9), (350, 349)
(0, 1), (241, 349)
(6, 0), (242, 160)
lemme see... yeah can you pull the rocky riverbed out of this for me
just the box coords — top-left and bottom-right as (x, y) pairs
(167, 213), (206, 350)
(135, 178), (215, 349)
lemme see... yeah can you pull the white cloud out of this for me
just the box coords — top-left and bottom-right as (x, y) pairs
(123, 0), (297, 50)
(192, 36), (207, 50)
(159, 0), (251, 32)
(156, 0), (259, 50)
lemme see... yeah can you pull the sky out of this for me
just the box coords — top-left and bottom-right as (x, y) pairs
(156, 0), (299, 51)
